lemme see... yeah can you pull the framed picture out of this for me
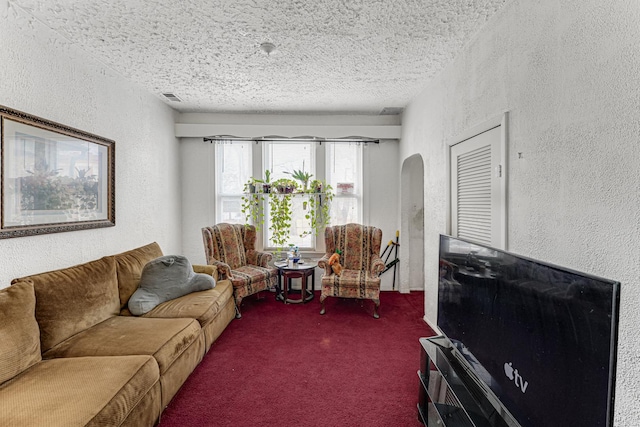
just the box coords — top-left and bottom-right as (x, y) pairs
(0, 106), (115, 238)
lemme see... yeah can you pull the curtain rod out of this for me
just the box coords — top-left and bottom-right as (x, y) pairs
(203, 135), (379, 144)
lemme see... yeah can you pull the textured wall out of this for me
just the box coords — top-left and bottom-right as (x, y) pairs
(0, 0), (182, 286)
(401, 0), (640, 424)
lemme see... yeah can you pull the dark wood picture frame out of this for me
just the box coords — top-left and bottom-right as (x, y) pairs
(0, 105), (115, 238)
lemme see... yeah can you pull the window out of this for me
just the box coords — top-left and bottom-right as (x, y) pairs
(215, 141), (252, 223)
(214, 139), (364, 252)
(263, 141), (315, 249)
(327, 142), (363, 224)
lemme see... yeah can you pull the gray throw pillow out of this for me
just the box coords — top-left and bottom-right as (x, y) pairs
(128, 255), (215, 316)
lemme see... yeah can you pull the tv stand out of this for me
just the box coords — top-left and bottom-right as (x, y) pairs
(417, 337), (511, 427)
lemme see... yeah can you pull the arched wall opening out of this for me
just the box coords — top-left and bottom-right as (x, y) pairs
(400, 154), (425, 293)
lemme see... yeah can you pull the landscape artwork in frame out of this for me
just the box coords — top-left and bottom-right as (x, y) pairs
(0, 106), (115, 238)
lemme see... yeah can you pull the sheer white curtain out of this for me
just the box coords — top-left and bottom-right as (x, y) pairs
(215, 141), (252, 224)
(326, 141), (363, 225)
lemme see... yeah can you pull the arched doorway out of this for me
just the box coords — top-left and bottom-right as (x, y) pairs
(400, 154), (424, 293)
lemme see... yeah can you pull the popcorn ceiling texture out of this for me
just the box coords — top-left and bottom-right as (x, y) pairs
(9, 0), (508, 113)
(401, 0), (640, 425)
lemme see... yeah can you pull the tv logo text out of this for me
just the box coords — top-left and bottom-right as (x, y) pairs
(504, 362), (529, 393)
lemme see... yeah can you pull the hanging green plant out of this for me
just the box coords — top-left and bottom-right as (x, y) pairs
(241, 179), (264, 230)
(269, 192), (292, 252)
(243, 177), (262, 194)
(241, 193), (263, 230)
(308, 179), (324, 194)
(300, 181), (333, 237)
(240, 175), (333, 248)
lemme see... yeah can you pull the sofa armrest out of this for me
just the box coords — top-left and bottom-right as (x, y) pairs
(370, 254), (385, 277)
(246, 250), (273, 268)
(317, 254), (332, 276)
(193, 264), (218, 281)
(207, 259), (232, 280)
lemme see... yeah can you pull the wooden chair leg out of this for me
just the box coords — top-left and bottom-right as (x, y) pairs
(373, 299), (380, 319)
(320, 295), (327, 315)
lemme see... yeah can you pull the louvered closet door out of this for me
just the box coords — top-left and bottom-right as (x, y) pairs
(450, 125), (503, 248)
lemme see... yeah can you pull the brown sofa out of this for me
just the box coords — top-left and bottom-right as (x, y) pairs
(0, 242), (235, 427)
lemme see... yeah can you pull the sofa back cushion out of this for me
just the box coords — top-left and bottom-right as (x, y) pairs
(108, 242), (164, 309)
(0, 281), (41, 384)
(12, 257), (120, 353)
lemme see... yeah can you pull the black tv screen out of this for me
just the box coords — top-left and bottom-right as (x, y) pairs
(437, 235), (620, 427)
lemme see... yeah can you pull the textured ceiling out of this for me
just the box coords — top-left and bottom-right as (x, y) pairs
(9, 0), (509, 114)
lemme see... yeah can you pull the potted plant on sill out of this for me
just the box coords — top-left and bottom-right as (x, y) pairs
(272, 178), (298, 194)
(308, 179), (322, 194)
(261, 169), (272, 193)
(243, 177), (262, 194)
(240, 177), (333, 253)
(285, 169), (313, 192)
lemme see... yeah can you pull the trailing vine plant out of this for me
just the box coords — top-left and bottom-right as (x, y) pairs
(268, 193), (292, 252)
(240, 180), (264, 230)
(240, 175), (333, 251)
(301, 181), (333, 238)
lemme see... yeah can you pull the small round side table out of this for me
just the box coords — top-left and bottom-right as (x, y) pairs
(274, 261), (317, 304)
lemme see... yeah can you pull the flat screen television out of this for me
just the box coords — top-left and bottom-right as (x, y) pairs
(437, 235), (620, 427)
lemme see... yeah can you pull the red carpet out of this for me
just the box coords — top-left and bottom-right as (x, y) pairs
(160, 291), (434, 427)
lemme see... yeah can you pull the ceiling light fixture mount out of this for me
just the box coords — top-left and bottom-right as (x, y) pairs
(260, 42), (277, 56)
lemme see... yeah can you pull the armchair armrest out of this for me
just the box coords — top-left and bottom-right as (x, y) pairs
(317, 254), (332, 276)
(370, 254), (385, 277)
(193, 264), (218, 281)
(207, 259), (232, 280)
(246, 250), (273, 268)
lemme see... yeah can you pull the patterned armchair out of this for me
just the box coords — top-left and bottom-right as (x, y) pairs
(318, 223), (385, 318)
(202, 223), (277, 318)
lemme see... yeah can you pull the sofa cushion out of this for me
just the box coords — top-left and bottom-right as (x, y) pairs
(193, 264), (218, 281)
(11, 256), (120, 353)
(44, 316), (202, 375)
(109, 242), (164, 310)
(128, 255), (216, 316)
(0, 281), (41, 385)
(142, 280), (233, 327)
(0, 355), (159, 427)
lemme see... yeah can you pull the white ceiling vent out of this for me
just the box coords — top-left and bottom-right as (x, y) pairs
(162, 92), (182, 102)
(380, 107), (404, 115)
